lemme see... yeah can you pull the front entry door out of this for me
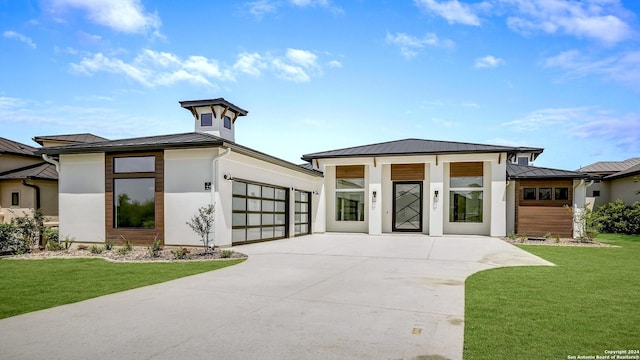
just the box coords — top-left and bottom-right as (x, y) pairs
(393, 182), (423, 232)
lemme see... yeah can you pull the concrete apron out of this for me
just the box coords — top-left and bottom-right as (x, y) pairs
(0, 234), (552, 360)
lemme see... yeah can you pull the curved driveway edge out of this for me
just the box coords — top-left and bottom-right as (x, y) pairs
(0, 234), (552, 360)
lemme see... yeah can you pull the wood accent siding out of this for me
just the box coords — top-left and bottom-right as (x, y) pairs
(517, 206), (573, 237)
(515, 179), (574, 237)
(391, 164), (425, 181)
(105, 151), (164, 245)
(450, 162), (483, 177)
(336, 165), (365, 179)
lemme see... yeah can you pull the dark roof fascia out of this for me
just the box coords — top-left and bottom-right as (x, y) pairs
(604, 165), (640, 180)
(506, 164), (588, 180)
(37, 140), (225, 155)
(0, 162), (57, 181)
(301, 138), (543, 162)
(179, 98), (248, 116)
(303, 149), (522, 162)
(32, 133), (108, 146)
(33, 133), (321, 178)
(224, 142), (323, 178)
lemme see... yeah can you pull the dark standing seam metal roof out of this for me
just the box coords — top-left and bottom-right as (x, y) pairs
(604, 163), (640, 180)
(507, 163), (587, 179)
(0, 137), (39, 157)
(577, 157), (640, 173)
(179, 98), (248, 116)
(301, 138), (543, 161)
(36, 132), (323, 178)
(0, 162), (58, 180)
(32, 133), (108, 146)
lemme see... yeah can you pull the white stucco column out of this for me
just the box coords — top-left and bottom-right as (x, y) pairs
(490, 159), (507, 237)
(429, 161), (444, 236)
(368, 163), (382, 235)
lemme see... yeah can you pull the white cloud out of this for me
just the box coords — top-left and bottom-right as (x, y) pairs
(246, 0), (342, 18)
(46, 0), (161, 35)
(474, 55), (505, 68)
(414, 0), (481, 26)
(70, 48), (338, 86)
(272, 59), (311, 82)
(386, 32), (454, 58)
(327, 60), (342, 68)
(233, 52), (268, 76)
(503, 0), (633, 44)
(543, 49), (640, 89)
(503, 107), (640, 153)
(3, 30), (36, 49)
(286, 49), (318, 67)
(431, 118), (458, 127)
(503, 107), (592, 131)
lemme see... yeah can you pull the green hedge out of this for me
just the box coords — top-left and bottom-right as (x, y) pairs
(594, 200), (640, 235)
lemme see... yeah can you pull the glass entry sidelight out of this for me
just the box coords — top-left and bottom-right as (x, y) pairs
(393, 182), (423, 232)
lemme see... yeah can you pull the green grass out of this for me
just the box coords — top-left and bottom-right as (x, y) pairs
(0, 258), (244, 319)
(464, 234), (640, 360)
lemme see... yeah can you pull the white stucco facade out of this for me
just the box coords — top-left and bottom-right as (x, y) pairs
(58, 153), (105, 243)
(315, 153), (508, 237)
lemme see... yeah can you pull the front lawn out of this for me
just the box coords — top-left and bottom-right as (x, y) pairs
(464, 234), (640, 359)
(0, 258), (244, 319)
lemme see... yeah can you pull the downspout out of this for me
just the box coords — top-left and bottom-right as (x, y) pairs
(211, 148), (232, 204)
(21, 179), (43, 247)
(42, 154), (60, 173)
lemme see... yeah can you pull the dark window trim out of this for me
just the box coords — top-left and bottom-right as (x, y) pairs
(201, 113), (213, 127)
(223, 115), (232, 129)
(294, 190), (312, 236)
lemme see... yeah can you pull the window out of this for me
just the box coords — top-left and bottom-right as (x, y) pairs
(539, 188), (552, 200)
(517, 157), (529, 166)
(232, 181), (288, 244)
(523, 188), (537, 200)
(555, 188), (569, 200)
(449, 162), (483, 223)
(450, 191), (483, 222)
(335, 165), (365, 221)
(223, 115), (231, 129)
(11, 192), (19, 206)
(114, 156), (155, 173)
(201, 113), (213, 127)
(111, 155), (157, 230)
(593, 190), (601, 197)
(114, 178), (155, 228)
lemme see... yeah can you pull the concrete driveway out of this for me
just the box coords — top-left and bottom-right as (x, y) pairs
(0, 234), (552, 360)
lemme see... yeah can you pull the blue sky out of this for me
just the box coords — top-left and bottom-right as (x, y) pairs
(1, 0), (639, 170)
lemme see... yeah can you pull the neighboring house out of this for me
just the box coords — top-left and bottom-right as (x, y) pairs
(578, 158), (640, 208)
(0, 134), (107, 226)
(0, 137), (58, 224)
(39, 98), (590, 247)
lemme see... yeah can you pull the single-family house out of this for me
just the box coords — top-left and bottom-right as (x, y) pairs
(0, 134), (106, 226)
(38, 98), (589, 247)
(578, 158), (640, 208)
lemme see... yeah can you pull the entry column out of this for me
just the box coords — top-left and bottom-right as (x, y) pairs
(429, 161), (444, 236)
(368, 163), (382, 235)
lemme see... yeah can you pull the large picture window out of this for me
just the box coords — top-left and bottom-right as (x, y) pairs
(449, 162), (483, 223)
(114, 178), (155, 228)
(335, 165), (365, 222)
(106, 152), (163, 243)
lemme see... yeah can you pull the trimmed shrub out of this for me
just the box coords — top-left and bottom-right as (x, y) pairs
(594, 200), (640, 235)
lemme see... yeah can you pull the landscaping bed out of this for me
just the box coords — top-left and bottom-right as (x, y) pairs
(502, 236), (614, 247)
(8, 245), (247, 262)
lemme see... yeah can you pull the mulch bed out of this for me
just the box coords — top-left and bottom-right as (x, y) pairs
(7, 246), (248, 262)
(503, 237), (615, 247)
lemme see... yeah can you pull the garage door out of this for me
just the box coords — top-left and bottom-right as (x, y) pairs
(294, 190), (311, 236)
(232, 181), (288, 244)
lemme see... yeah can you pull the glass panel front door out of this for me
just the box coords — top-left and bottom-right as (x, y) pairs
(393, 182), (422, 232)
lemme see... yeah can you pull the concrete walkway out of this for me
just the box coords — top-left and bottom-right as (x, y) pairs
(0, 234), (552, 360)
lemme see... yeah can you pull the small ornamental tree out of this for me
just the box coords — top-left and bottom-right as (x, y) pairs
(186, 204), (215, 253)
